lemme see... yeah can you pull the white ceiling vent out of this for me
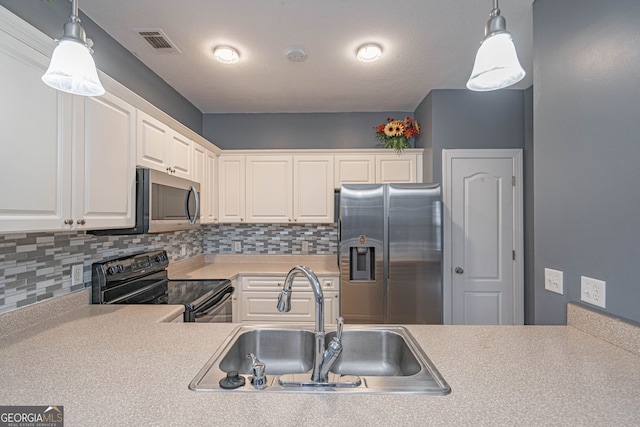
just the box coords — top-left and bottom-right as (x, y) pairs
(134, 28), (181, 54)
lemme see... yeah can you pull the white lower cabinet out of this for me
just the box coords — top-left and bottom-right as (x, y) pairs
(237, 276), (340, 325)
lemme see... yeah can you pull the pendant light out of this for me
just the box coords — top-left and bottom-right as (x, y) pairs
(467, 0), (525, 91)
(42, 0), (105, 96)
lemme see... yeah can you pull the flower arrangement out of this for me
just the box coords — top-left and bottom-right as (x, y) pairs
(373, 116), (421, 153)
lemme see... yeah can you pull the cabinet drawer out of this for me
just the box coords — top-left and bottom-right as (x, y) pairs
(241, 291), (315, 322)
(242, 276), (338, 291)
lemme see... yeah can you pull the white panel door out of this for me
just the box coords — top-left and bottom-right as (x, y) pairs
(245, 155), (292, 223)
(294, 155), (334, 223)
(0, 29), (73, 232)
(74, 92), (136, 230)
(443, 149), (523, 325)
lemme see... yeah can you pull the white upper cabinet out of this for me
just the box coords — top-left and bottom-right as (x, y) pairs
(375, 152), (421, 183)
(245, 155), (293, 223)
(218, 155), (246, 223)
(73, 92), (136, 230)
(0, 28), (73, 232)
(136, 110), (194, 180)
(0, 27), (135, 232)
(202, 149), (219, 224)
(334, 154), (376, 188)
(294, 155), (334, 223)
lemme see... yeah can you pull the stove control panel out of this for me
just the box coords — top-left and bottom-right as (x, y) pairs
(93, 250), (169, 281)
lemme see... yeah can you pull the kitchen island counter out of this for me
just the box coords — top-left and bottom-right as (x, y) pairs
(0, 292), (638, 426)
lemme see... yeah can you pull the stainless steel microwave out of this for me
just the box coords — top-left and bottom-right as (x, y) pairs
(92, 168), (200, 235)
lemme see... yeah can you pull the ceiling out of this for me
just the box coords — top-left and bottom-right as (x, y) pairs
(79, 0), (534, 114)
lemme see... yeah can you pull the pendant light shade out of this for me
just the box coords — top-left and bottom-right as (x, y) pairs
(42, 0), (105, 96)
(467, 0), (525, 91)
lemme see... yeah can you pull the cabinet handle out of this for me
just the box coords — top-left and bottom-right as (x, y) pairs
(63, 219), (73, 225)
(77, 219), (86, 225)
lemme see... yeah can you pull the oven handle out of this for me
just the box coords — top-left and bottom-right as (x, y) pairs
(107, 279), (168, 304)
(195, 287), (234, 317)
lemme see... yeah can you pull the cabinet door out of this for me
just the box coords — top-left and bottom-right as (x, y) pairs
(334, 155), (375, 189)
(193, 144), (206, 186)
(202, 149), (218, 224)
(246, 155), (292, 223)
(0, 30), (73, 232)
(294, 155), (334, 223)
(73, 92), (136, 230)
(168, 131), (193, 180)
(375, 154), (417, 183)
(324, 291), (341, 325)
(218, 155), (246, 223)
(136, 110), (169, 172)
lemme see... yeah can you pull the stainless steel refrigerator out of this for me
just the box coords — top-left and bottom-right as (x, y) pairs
(339, 183), (442, 324)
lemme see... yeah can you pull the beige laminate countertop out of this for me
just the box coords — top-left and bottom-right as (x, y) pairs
(1, 290), (639, 426)
(168, 254), (340, 281)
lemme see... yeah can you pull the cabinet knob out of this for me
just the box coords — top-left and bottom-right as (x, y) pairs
(77, 219), (86, 225)
(455, 267), (464, 274)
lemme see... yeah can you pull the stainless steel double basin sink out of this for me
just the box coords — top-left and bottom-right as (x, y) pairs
(189, 324), (450, 394)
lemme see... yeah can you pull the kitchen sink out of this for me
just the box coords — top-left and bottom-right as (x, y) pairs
(189, 324), (450, 395)
(325, 328), (421, 376)
(218, 329), (315, 375)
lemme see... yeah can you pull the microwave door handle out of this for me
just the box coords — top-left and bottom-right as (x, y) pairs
(185, 185), (200, 225)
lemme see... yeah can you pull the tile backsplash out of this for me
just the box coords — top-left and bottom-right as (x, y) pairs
(0, 229), (203, 315)
(0, 223), (338, 315)
(202, 223), (338, 255)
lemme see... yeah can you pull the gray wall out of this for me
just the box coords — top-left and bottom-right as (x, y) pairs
(414, 88), (533, 322)
(414, 89), (527, 183)
(203, 112), (412, 149)
(0, 1), (203, 134)
(533, 0), (640, 324)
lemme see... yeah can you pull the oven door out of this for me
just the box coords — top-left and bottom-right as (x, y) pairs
(194, 286), (234, 323)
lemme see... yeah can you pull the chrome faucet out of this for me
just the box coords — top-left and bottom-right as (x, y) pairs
(277, 265), (343, 383)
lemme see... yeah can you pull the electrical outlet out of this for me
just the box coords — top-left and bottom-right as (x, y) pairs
(301, 241), (309, 252)
(581, 276), (606, 308)
(71, 264), (83, 287)
(544, 268), (563, 295)
(180, 244), (186, 256)
(234, 242), (241, 252)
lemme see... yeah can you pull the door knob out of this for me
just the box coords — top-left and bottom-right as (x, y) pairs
(455, 267), (464, 274)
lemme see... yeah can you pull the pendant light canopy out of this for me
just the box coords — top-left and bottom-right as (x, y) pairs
(42, 0), (105, 96)
(467, 0), (525, 91)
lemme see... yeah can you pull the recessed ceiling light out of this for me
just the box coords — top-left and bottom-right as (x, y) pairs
(356, 43), (382, 62)
(213, 46), (240, 64)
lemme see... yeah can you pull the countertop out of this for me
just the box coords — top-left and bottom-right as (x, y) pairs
(1, 291), (639, 426)
(168, 254), (340, 281)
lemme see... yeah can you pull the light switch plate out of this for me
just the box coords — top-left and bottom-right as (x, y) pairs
(581, 276), (606, 308)
(544, 268), (563, 295)
(234, 242), (241, 252)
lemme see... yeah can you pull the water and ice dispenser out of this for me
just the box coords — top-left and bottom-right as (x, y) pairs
(349, 246), (375, 281)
